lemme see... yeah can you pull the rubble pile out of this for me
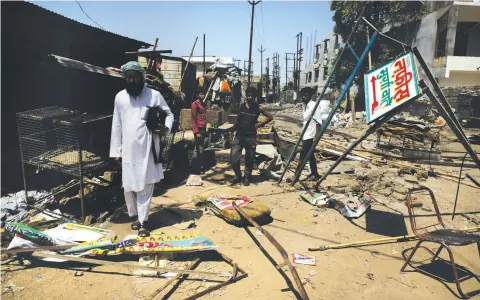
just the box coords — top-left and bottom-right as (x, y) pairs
(280, 103), (303, 117)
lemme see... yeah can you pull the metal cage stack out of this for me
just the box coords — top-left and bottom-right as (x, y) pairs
(17, 106), (112, 220)
(160, 129), (185, 171)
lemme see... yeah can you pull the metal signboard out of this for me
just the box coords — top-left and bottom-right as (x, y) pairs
(364, 52), (420, 123)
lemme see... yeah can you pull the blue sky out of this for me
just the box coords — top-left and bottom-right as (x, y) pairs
(34, 1), (334, 82)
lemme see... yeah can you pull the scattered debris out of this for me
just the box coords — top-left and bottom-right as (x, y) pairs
(292, 253), (316, 266)
(74, 271), (84, 277)
(186, 175), (203, 186)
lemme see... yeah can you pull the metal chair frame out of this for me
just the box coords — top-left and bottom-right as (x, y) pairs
(401, 186), (480, 299)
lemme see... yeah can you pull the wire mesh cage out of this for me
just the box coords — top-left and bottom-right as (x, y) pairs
(17, 106), (112, 177)
(160, 129), (185, 171)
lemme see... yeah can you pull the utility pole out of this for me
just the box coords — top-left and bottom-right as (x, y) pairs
(234, 59), (241, 69)
(258, 45), (266, 82)
(276, 53), (280, 97)
(203, 34), (206, 76)
(285, 53), (295, 89)
(295, 32), (303, 92)
(247, 0), (261, 87)
(258, 45), (266, 99)
(266, 57), (270, 100)
(272, 53), (277, 101)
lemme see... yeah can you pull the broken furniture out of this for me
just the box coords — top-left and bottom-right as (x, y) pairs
(17, 106), (112, 220)
(401, 186), (480, 299)
(205, 126), (231, 151)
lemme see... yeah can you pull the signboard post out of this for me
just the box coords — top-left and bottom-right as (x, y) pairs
(364, 52), (420, 123)
(315, 52), (423, 187)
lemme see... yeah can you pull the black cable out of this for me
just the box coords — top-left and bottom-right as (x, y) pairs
(75, 1), (106, 30)
(452, 153), (468, 220)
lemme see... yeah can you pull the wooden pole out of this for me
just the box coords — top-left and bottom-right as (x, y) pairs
(309, 226), (479, 251)
(233, 203), (309, 300)
(147, 38), (159, 70)
(180, 37), (199, 91)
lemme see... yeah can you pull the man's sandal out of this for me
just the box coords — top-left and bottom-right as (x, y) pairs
(131, 220), (141, 230)
(138, 225), (150, 237)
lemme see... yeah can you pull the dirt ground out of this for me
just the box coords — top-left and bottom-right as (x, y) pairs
(2, 115), (479, 300)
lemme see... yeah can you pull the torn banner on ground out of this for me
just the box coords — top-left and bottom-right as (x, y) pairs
(299, 192), (372, 219)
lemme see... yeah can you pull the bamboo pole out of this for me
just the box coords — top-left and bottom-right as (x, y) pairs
(308, 226), (480, 251)
(233, 203), (309, 300)
(30, 252), (232, 279)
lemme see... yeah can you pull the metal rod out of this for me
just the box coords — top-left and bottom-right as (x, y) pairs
(452, 153), (468, 220)
(412, 47), (467, 140)
(277, 5), (370, 184)
(78, 148), (85, 221)
(147, 258), (200, 300)
(183, 273), (249, 300)
(30, 252), (232, 278)
(308, 226), (479, 251)
(203, 34), (206, 76)
(292, 31), (378, 185)
(180, 37), (199, 91)
(419, 80), (480, 168)
(367, 28), (372, 70)
(233, 203), (309, 300)
(347, 44), (359, 61)
(315, 102), (409, 188)
(466, 173), (480, 187)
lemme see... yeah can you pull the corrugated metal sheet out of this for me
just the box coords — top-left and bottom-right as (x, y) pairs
(50, 54), (124, 78)
(30, 2), (152, 47)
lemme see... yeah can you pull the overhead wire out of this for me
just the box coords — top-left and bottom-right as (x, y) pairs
(75, 1), (105, 30)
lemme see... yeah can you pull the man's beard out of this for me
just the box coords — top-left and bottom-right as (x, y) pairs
(126, 81), (144, 97)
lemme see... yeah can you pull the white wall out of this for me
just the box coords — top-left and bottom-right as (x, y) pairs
(439, 71), (480, 86)
(446, 56), (480, 76)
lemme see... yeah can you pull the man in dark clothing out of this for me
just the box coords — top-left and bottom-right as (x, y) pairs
(230, 86), (273, 186)
(191, 87), (207, 174)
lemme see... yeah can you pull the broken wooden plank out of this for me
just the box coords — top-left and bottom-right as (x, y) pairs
(233, 203), (309, 300)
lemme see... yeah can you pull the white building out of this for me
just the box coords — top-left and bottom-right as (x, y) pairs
(385, 1), (480, 87)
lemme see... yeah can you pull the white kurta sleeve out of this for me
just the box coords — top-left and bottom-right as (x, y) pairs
(109, 97), (122, 157)
(158, 93), (174, 133)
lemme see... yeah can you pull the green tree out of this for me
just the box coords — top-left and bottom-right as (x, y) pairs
(329, 1), (429, 110)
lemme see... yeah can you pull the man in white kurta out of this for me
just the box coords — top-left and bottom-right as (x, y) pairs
(110, 61), (173, 236)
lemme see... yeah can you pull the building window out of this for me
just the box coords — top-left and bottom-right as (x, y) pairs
(308, 72), (312, 83)
(315, 45), (320, 60)
(454, 22), (480, 57)
(314, 69), (319, 82)
(334, 34), (340, 50)
(435, 12), (449, 58)
(323, 67), (328, 80)
(323, 39), (330, 55)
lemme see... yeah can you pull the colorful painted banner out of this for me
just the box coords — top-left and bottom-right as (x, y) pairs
(4, 223), (55, 246)
(364, 52), (420, 123)
(207, 195), (252, 210)
(86, 234), (217, 256)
